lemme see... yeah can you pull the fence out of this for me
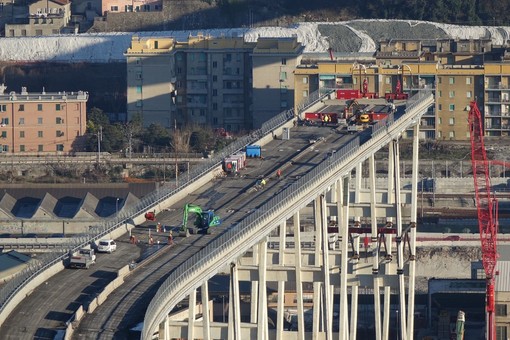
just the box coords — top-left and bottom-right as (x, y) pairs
(0, 88), (333, 318)
(142, 90), (434, 338)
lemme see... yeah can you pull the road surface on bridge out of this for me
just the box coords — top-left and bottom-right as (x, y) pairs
(71, 125), (356, 339)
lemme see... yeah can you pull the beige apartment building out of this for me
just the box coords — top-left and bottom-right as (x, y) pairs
(0, 85), (88, 153)
(5, 0), (72, 37)
(125, 35), (304, 131)
(295, 38), (510, 141)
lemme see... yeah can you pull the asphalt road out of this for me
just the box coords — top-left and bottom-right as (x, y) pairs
(71, 126), (356, 339)
(0, 124), (356, 340)
(0, 239), (143, 340)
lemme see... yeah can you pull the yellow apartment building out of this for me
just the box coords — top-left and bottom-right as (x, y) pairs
(295, 38), (510, 141)
(0, 84), (88, 153)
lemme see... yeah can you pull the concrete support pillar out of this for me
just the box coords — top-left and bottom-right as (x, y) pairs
(320, 194), (333, 339)
(277, 220), (287, 340)
(407, 124), (420, 340)
(228, 262), (241, 340)
(313, 197), (323, 334)
(393, 140), (407, 340)
(201, 283), (211, 340)
(369, 154), (379, 274)
(339, 177), (350, 340)
(257, 239), (268, 340)
(188, 288), (196, 340)
(373, 277), (382, 340)
(251, 244), (259, 324)
(294, 211), (305, 340)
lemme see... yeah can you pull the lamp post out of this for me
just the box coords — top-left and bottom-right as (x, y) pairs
(116, 197), (120, 216)
(396, 309), (400, 340)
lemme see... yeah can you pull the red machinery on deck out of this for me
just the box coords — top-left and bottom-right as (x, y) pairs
(469, 100), (498, 340)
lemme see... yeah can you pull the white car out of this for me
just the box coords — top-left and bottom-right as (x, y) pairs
(97, 239), (117, 253)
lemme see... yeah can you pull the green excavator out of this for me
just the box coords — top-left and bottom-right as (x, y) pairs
(179, 203), (221, 237)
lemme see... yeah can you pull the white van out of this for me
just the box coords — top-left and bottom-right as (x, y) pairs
(97, 239), (117, 253)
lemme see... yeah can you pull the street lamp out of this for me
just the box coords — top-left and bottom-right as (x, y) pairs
(396, 309), (400, 340)
(116, 197), (120, 216)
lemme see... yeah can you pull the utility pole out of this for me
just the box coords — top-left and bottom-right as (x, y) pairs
(97, 125), (102, 165)
(174, 119), (178, 187)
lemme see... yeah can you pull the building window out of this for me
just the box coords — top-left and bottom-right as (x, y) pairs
(496, 326), (507, 340)
(0, 104), (6, 112)
(56, 103), (61, 111)
(281, 58), (287, 65)
(281, 100), (288, 108)
(496, 304), (508, 316)
(449, 117), (455, 125)
(1, 118), (9, 125)
(38, 117), (43, 124)
(56, 117), (63, 124)
(37, 104), (43, 111)
(136, 100), (142, 107)
(213, 103), (218, 110)
(437, 131), (442, 138)
(213, 75), (217, 82)
(38, 131), (43, 138)
(449, 131), (455, 139)
(38, 145), (43, 152)
(111, 5), (118, 11)
(20, 131), (25, 138)
(213, 89), (217, 96)
(466, 77), (472, 85)
(449, 77), (455, 85)
(449, 91), (455, 98)
(56, 130), (63, 137)
(1, 131), (6, 138)
(136, 86), (142, 94)
(449, 104), (455, 111)
(2, 145), (8, 152)
(20, 145), (25, 152)
(136, 72), (142, 80)
(212, 61), (217, 68)
(303, 77), (308, 84)
(385, 77), (391, 84)
(56, 144), (64, 151)
(19, 104), (24, 111)
(35, 29), (42, 36)
(438, 91), (442, 98)
(438, 117), (442, 124)
(467, 91), (472, 98)
(225, 54), (232, 62)
(19, 118), (24, 125)
(280, 72), (287, 81)
(303, 90), (309, 97)
(438, 104), (442, 111)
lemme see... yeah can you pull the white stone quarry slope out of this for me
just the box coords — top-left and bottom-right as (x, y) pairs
(0, 20), (509, 63)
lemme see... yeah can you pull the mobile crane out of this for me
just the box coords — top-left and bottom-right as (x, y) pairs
(469, 100), (498, 340)
(179, 203), (221, 237)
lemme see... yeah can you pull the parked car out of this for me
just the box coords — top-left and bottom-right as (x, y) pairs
(97, 239), (117, 253)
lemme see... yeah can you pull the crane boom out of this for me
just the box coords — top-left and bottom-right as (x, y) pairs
(468, 100), (498, 340)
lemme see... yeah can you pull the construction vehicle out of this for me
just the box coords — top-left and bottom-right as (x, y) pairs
(179, 203), (221, 237)
(69, 248), (96, 269)
(468, 100), (498, 340)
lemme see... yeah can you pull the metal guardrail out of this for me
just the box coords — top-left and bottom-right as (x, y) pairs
(142, 90), (434, 338)
(0, 88), (332, 317)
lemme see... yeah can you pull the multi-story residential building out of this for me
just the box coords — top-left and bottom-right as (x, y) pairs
(101, 0), (161, 15)
(251, 37), (304, 128)
(125, 35), (303, 131)
(4, 0), (72, 36)
(0, 84), (88, 153)
(295, 38), (510, 141)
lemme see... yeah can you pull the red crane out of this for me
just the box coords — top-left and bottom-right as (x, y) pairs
(468, 100), (498, 340)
